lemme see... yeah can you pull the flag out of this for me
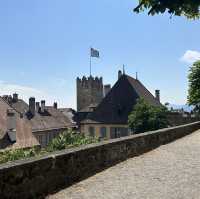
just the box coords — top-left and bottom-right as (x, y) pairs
(91, 48), (100, 58)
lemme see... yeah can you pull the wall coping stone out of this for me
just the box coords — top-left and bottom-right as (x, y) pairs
(0, 121), (199, 170)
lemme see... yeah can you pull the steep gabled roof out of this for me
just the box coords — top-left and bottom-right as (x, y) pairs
(82, 74), (161, 124)
(0, 97), (11, 139)
(11, 99), (29, 114)
(10, 99), (75, 132)
(0, 97), (39, 149)
(0, 96), (75, 148)
(59, 108), (77, 125)
(126, 75), (161, 107)
(29, 106), (75, 132)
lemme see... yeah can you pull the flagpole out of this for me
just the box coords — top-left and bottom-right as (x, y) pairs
(90, 54), (92, 76)
(90, 47), (92, 76)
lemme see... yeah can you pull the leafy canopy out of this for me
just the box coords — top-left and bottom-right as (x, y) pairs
(134, 0), (200, 19)
(188, 61), (200, 112)
(128, 98), (168, 133)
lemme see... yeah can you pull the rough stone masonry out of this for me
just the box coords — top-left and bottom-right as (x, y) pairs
(0, 122), (200, 199)
(48, 129), (200, 199)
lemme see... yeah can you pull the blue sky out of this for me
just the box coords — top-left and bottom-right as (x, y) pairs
(0, 0), (200, 109)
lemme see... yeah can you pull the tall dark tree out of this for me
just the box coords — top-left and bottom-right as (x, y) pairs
(128, 98), (168, 133)
(134, 0), (200, 19)
(188, 61), (200, 112)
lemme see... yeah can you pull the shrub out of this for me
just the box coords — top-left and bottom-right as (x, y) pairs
(0, 130), (98, 164)
(46, 130), (98, 152)
(128, 98), (168, 133)
(0, 147), (40, 164)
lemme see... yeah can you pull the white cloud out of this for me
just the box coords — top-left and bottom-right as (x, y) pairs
(0, 81), (56, 106)
(0, 81), (76, 108)
(180, 50), (200, 64)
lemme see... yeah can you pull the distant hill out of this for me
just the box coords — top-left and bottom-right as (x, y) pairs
(167, 104), (194, 112)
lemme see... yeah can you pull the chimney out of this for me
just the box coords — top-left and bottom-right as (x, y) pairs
(13, 93), (18, 103)
(36, 102), (40, 113)
(8, 95), (12, 104)
(155, 90), (160, 102)
(118, 70), (122, 79)
(7, 108), (16, 130)
(41, 100), (45, 113)
(53, 102), (58, 109)
(104, 84), (111, 97)
(29, 97), (35, 115)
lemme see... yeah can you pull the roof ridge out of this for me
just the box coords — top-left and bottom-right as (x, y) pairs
(126, 75), (159, 102)
(136, 79), (157, 100)
(0, 96), (22, 115)
(124, 74), (136, 80)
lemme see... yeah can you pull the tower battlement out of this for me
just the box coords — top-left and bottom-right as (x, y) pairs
(77, 76), (103, 89)
(77, 76), (103, 111)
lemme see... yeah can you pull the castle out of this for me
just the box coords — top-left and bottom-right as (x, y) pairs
(76, 76), (111, 111)
(76, 71), (162, 139)
(0, 70), (162, 150)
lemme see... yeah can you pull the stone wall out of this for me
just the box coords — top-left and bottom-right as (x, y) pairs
(167, 112), (199, 126)
(0, 121), (200, 199)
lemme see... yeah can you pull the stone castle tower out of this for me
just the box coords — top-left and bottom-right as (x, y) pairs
(77, 76), (103, 111)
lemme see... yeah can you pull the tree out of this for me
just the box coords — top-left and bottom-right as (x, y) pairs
(188, 61), (200, 112)
(134, 0), (200, 19)
(128, 98), (168, 133)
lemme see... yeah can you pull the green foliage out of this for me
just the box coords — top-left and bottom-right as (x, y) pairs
(46, 130), (98, 152)
(0, 147), (40, 164)
(0, 130), (98, 164)
(134, 0), (200, 19)
(128, 98), (168, 133)
(188, 61), (200, 112)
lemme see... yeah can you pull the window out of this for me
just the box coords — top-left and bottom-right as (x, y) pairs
(52, 131), (58, 139)
(38, 135), (43, 145)
(89, 126), (95, 137)
(46, 133), (50, 144)
(41, 134), (46, 147)
(49, 132), (54, 141)
(110, 127), (120, 139)
(120, 128), (128, 137)
(100, 127), (107, 138)
(110, 127), (128, 139)
(47, 132), (54, 144)
(37, 134), (46, 147)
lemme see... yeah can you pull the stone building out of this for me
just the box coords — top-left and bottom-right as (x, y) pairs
(0, 96), (39, 149)
(0, 94), (76, 149)
(76, 75), (112, 127)
(79, 71), (162, 139)
(76, 76), (104, 111)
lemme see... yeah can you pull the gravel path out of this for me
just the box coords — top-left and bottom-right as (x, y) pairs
(47, 130), (200, 199)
